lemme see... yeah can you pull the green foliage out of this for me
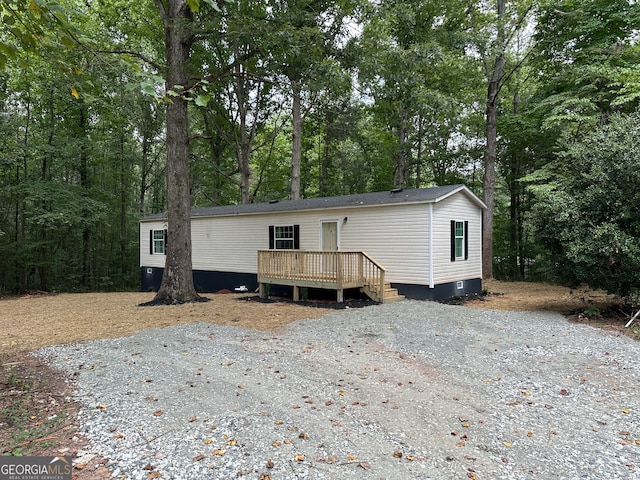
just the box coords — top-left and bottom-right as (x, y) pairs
(530, 112), (640, 299)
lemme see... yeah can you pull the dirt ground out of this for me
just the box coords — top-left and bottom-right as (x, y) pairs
(1, 281), (638, 479)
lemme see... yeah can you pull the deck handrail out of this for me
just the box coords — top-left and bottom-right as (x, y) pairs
(257, 250), (387, 302)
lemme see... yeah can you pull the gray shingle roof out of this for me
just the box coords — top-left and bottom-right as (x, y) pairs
(141, 184), (485, 221)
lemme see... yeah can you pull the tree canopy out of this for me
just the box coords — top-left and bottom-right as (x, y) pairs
(2, 0), (640, 301)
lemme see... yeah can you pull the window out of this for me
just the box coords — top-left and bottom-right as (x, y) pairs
(269, 225), (300, 250)
(150, 229), (167, 255)
(450, 220), (468, 261)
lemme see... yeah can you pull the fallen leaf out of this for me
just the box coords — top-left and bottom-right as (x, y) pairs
(467, 472), (477, 479)
(74, 463), (87, 470)
(348, 455), (357, 461)
(298, 432), (309, 440)
(265, 460), (275, 469)
(462, 423), (470, 428)
(294, 453), (304, 462)
(226, 438), (237, 446)
(358, 462), (371, 470)
(456, 442), (466, 447)
(271, 441), (282, 447)
(274, 420), (283, 425)
(188, 416), (197, 422)
(283, 439), (293, 445)
(326, 455), (338, 464)
(211, 449), (226, 456)
(621, 409), (630, 414)
(259, 475), (271, 480)
(560, 389), (569, 396)
(193, 455), (205, 462)
(620, 431), (631, 436)
(153, 410), (163, 417)
(393, 450), (403, 458)
(618, 439), (633, 445)
(527, 432), (533, 437)
(406, 455), (415, 461)
(204, 439), (212, 445)
(503, 441), (512, 447)
(147, 472), (161, 479)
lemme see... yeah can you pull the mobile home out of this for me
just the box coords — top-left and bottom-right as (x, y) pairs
(140, 185), (485, 301)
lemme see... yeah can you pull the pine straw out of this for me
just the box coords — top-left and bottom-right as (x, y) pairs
(466, 279), (621, 314)
(0, 281), (630, 355)
(0, 292), (333, 354)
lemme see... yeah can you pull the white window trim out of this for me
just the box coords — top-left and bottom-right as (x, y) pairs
(454, 220), (465, 260)
(152, 229), (166, 255)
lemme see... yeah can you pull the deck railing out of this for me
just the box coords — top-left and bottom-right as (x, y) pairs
(257, 250), (386, 302)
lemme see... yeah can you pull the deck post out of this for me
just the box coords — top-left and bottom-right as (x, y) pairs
(259, 283), (266, 299)
(293, 285), (300, 302)
(379, 270), (385, 303)
(337, 289), (343, 303)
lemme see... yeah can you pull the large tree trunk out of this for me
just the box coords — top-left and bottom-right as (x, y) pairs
(151, 0), (204, 304)
(290, 81), (302, 200)
(482, 0), (506, 280)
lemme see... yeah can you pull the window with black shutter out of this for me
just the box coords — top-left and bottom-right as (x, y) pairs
(269, 225), (300, 249)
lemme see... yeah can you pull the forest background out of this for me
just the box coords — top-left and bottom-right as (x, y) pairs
(1, 0), (639, 300)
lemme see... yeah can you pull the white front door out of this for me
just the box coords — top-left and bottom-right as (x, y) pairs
(321, 221), (338, 274)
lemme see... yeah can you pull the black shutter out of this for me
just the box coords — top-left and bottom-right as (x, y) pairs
(293, 224), (300, 249)
(269, 225), (274, 249)
(150, 230), (154, 255)
(464, 221), (469, 260)
(450, 220), (456, 262)
(163, 229), (168, 254)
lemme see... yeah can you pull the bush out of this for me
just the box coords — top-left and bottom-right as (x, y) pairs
(531, 112), (640, 301)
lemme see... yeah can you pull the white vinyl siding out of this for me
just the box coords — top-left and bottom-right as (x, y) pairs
(140, 221), (168, 268)
(337, 204), (429, 284)
(140, 188), (483, 289)
(432, 195), (482, 284)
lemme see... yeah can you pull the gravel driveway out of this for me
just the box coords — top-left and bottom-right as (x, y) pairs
(39, 301), (640, 480)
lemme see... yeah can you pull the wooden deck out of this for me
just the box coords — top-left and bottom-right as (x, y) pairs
(257, 250), (403, 303)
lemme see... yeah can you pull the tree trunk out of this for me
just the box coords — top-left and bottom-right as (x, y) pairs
(235, 54), (253, 205)
(78, 104), (91, 289)
(290, 81), (302, 200)
(119, 130), (128, 288)
(482, 0), (507, 280)
(151, 0), (204, 304)
(394, 109), (408, 189)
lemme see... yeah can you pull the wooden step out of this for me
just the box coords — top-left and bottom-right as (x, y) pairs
(361, 283), (404, 303)
(382, 286), (404, 303)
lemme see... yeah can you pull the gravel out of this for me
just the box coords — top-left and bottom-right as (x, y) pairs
(37, 300), (640, 480)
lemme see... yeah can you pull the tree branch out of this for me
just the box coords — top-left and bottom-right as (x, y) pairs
(95, 50), (164, 71)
